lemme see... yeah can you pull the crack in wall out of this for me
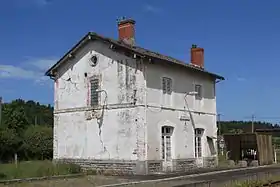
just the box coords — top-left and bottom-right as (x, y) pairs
(96, 90), (110, 158)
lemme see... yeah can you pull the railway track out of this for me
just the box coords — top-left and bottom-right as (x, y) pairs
(263, 180), (280, 186)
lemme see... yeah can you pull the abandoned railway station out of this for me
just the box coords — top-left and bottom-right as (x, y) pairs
(45, 18), (224, 174)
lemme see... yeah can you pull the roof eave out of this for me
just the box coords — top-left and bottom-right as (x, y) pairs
(45, 32), (225, 81)
(214, 74), (225, 81)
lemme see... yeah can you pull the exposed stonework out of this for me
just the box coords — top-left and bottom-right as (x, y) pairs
(55, 158), (219, 175)
(147, 161), (162, 173)
(173, 159), (197, 172)
(203, 157), (218, 168)
(55, 159), (162, 175)
(55, 159), (137, 175)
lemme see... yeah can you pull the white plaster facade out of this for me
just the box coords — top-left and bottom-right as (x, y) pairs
(50, 37), (221, 173)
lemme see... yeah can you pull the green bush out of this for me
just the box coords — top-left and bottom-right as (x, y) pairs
(0, 160), (82, 180)
(0, 172), (7, 180)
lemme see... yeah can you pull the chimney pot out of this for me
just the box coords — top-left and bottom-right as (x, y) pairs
(190, 44), (204, 69)
(117, 18), (136, 45)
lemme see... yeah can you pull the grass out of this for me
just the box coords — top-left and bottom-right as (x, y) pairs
(0, 175), (136, 187)
(230, 175), (280, 187)
(0, 161), (136, 187)
(0, 160), (81, 180)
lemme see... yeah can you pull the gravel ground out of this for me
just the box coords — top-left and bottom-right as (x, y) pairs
(1, 165), (280, 187)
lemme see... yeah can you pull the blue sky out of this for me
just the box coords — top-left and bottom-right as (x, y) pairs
(0, 0), (279, 122)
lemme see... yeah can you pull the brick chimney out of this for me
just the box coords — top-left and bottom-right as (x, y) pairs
(117, 18), (136, 45)
(190, 44), (204, 69)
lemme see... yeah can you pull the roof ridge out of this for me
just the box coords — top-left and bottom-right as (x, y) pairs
(45, 32), (224, 80)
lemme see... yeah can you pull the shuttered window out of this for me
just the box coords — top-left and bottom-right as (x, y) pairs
(162, 77), (172, 95)
(90, 78), (99, 106)
(195, 84), (202, 100)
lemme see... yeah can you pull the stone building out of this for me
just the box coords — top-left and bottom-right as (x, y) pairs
(45, 18), (224, 174)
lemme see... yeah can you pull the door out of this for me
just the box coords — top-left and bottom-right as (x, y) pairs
(195, 128), (204, 167)
(162, 126), (173, 172)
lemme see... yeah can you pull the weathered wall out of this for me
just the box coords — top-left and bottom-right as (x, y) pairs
(53, 41), (147, 164)
(54, 108), (145, 160)
(52, 38), (219, 173)
(54, 41), (146, 110)
(145, 60), (218, 165)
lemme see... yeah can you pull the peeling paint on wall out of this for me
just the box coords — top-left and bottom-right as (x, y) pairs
(86, 77), (90, 106)
(118, 109), (133, 137)
(117, 60), (125, 103)
(117, 58), (139, 104)
(54, 41), (147, 165)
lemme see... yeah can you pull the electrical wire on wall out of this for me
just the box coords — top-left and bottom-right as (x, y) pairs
(184, 93), (196, 129)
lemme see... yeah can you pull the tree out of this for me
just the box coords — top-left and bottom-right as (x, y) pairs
(21, 125), (53, 160)
(0, 99), (54, 162)
(219, 120), (279, 134)
(2, 103), (29, 132)
(0, 128), (20, 161)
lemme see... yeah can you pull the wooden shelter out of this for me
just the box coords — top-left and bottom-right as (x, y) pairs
(223, 132), (273, 165)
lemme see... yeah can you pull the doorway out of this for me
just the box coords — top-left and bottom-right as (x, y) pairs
(195, 128), (204, 167)
(161, 126), (174, 172)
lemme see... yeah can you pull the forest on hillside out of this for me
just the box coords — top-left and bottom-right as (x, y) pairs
(219, 120), (280, 134)
(0, 99), (53, 162)
(0, 99), (279, 162)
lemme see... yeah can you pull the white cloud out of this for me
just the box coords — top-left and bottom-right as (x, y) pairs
(143, 4), (162, 13)
(0, 65), (38, 79)
(25, 57), (56, 71)
(0, 58), (57, 85)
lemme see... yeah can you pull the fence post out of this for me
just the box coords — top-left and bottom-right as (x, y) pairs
(14, 153), (18, 168)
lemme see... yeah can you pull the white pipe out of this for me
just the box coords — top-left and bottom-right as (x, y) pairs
(226, 151), (231, 160)
(274, 148), (277, 163)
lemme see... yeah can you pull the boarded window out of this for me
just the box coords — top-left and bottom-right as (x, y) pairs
(90, 78), (99, 106)
(195, 84), (202, 99)
(162, 77), (172, 95)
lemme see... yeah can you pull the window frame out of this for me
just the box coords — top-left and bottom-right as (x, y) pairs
(90, 76), (101, 107)
(161, 76), (173, 107)
(195, 128), (203, 158)
(161, 126), (174, 161)
(162, 77), (172, 95)
(194, 84), (202, 100)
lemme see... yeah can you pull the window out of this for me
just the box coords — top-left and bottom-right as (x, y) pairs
(162, 77), (173, 106)
(162, 77), (172, 95)
(161, 126), (173, 160)
(90, 78), (99, 106)
(195, 84), (202, 100)
(195, 128), (203, 158)
(207, 136), (216, 155)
